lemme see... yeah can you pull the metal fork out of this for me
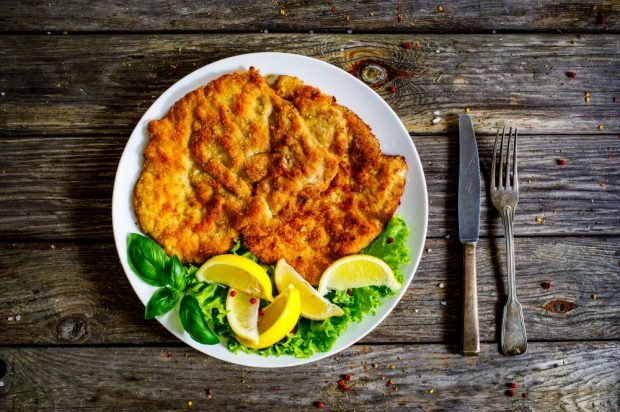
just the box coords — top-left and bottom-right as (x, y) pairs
(491, 126), (528, 356)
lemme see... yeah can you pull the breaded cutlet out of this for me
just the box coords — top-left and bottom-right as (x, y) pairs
(133, 68), (407, 285)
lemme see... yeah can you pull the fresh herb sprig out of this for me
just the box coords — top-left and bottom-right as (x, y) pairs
(126, 233), (219, 345)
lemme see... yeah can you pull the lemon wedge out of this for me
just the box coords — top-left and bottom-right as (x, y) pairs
(226, 288), (260, 345)
(236, 285), (301, 349)
(274, 259), (344, 320)
(196, 254), (274, 301)
(317, 255), (401, 296)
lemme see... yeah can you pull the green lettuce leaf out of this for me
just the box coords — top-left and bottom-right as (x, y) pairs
(361, 215), (410, 283)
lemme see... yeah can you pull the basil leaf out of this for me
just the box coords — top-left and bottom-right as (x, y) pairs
(145, 287), (180, 320)
(167, 255), (187, 291)
(127, 233), (169, 286)
(179, 295), (219, 345)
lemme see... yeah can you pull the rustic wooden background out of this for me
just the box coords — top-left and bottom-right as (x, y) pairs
(0, 1), (618, 410)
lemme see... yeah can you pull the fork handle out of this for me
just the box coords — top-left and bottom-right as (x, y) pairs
(500, 206), (528, 356)
(462, 243), (480, 356)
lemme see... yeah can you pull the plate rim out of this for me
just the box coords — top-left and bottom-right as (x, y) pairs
(112, 52), (428, 368)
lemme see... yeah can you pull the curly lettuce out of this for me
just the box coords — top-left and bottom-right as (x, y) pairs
(361, 215), (410, 283)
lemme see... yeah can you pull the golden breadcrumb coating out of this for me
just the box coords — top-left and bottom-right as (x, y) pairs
(133, 68), (407, 285)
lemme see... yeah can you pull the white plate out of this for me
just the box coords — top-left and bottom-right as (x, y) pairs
(112, 52), (428, 368)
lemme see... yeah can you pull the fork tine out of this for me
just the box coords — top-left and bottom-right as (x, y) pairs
(491, 128), (499, 189)
(513, 128), (518, 187)
(498, 126), (506, 188)
(505, 127), (512, 188)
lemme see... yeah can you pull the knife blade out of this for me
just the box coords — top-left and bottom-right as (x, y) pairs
(458, 114), (481, 356)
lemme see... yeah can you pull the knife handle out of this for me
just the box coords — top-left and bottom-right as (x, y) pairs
(462, 243), (480, 356)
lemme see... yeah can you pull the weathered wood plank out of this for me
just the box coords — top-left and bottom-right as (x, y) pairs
(0, 343), (618, 410)
(0, 1), (618, 33)
(0, 238), (617, 345)
(0, 34), (618, 136)
(0, 134), (617, 240)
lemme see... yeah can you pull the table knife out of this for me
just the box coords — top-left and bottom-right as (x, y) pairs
(458, 114), (481, 356)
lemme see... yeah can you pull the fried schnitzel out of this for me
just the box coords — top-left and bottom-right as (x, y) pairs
(133, 68), (407, 285)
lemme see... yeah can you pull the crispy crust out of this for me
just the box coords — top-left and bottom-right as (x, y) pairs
(133, 68), (407, 285)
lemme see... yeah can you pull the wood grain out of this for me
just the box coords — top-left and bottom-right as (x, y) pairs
(0, 1), (618, 33)
(0, 2), (617, 409)
(0, 342), (618, 410)
(0, 34), (618, 136)
(0, 134), (617, 240)
(0, 237), (617, 345)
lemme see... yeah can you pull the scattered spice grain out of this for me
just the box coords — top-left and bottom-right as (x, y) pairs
(338, 379), (353, 391)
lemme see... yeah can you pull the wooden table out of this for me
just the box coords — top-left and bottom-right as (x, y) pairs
(1, 1), (618, 410)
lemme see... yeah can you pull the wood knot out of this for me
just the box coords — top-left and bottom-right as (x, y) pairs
(543, 299), (577, 314)
(359, 64), (387, 86)
(56, 315), (89, 343)
(348, 59), (413, 89)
